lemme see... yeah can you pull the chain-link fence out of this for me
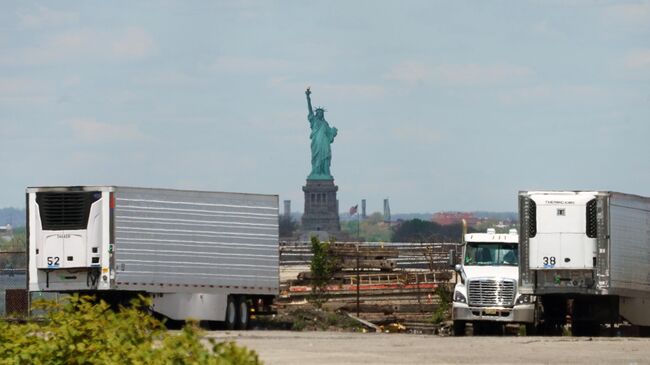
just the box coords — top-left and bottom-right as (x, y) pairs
(1, 251), (64, 317)
(0, 251), (27, 316)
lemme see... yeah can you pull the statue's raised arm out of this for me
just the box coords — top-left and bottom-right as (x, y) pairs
(306, 87), (314, 117)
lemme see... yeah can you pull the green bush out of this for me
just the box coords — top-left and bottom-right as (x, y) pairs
(284, 308), (361, 332)
(0, 294), (261, 365)
(308, 236), (337, 309)
(291, 318), (307, 331)
(431, 285), (452, 324)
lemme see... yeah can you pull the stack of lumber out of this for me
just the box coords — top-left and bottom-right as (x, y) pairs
(328, 243), (399, 271)
(277, 242), (457, 330)
(279, 241), (463, 270)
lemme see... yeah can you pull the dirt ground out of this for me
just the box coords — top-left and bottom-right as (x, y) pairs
(205, 330), (650, 365)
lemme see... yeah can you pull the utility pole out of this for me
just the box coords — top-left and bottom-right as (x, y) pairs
(357, 210), (360, 241)
(356, 243), (360, 317)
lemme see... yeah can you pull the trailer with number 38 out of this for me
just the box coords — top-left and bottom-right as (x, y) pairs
(518, 190), (650, 335)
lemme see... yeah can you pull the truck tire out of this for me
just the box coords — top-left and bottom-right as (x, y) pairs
(453, 320), (466, 336)
(237, 296), (250, 330)
(225, 296), (237, 330)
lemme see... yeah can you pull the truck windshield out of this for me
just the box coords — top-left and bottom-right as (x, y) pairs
(464, 243), (518, 266)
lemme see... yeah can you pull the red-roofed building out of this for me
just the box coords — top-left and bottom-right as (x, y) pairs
(431, 212), (479, 226)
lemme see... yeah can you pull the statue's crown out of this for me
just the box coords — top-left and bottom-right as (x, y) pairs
(315, 106), (326, 112)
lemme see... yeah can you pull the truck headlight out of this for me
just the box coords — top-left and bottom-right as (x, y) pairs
(453, 291), (466, 303)
(515, 294), (531, 305)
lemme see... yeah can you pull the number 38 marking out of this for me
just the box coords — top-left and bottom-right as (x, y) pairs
(543, 256), (556, 266)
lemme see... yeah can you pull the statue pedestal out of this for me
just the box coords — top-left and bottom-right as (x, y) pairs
(301, 179), (340, 234)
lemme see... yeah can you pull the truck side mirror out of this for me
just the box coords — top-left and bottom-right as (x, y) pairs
(448, 249), (457, 268)
(454, 264), (462, 273)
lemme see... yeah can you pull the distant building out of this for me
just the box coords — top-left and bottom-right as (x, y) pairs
(494, 221), (509, 229)
(0, 224), (13, 242)
(283, 200), (291, 218)
(383, 199), (391, 223)
(432, 212), (479, 226)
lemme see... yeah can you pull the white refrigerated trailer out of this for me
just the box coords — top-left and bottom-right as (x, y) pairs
(27, 186), (279, 329)
(519, 190), (650, 335)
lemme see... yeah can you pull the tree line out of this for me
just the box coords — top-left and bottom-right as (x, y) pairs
(0, 227), (26, 270)
(280, 215), (472, 243)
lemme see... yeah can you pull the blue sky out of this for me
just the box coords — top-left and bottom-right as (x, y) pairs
(1, 1), (649, 213)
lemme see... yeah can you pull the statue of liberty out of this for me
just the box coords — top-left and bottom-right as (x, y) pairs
(305, 87), (337, 180)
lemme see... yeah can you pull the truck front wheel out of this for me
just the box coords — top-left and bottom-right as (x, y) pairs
(453, 320), (466, 336)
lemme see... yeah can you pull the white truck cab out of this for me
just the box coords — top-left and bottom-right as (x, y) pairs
(452, 228), (534, 335)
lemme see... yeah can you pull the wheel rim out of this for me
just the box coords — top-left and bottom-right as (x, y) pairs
(227, 300), (236, 325)
(240, 301), (248, 326)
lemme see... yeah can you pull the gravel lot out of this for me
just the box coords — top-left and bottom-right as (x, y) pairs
(206, 330), (650, 365)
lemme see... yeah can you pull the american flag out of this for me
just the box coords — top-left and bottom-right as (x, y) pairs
(349, 205), (358, 216)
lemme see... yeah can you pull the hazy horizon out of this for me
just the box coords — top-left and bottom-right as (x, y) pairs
(1, 1), (648, 213)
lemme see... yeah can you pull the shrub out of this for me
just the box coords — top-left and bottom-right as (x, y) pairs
(431, 284), (452, 324)
(0, 294), (261, 365)
(284, 308), (361, 332)
(308, 236), (337, 309)
(291, 318), (307, 331)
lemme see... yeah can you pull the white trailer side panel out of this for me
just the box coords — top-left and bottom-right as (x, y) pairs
(609, 193), (650, 296)
(113, 187), (279, 295)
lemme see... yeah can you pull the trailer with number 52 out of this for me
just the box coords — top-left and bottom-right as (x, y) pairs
(27, 186), (279, 329)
